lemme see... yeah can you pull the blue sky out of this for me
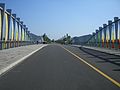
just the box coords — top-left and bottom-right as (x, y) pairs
(0, 0), (120, 39)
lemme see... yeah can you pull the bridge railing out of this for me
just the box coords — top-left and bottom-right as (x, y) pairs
(84, 17), (120, 50)
(0, 3), (34, 50)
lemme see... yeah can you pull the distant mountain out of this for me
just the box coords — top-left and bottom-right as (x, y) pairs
(29, 33), (44, 43)
(71, 34), (92, 45)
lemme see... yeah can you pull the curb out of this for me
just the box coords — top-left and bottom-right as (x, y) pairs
(72, 45), (120, 57)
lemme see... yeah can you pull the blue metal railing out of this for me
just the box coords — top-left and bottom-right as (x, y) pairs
(0, 3), (35, 50)
(84, 17), (120, 50)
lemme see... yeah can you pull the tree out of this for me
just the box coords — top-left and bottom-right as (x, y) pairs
(55, 33), (72, 44)
(42, 33), (51, 43)
(51, 39), (55, 42)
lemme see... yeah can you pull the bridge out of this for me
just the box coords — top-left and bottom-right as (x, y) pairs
(0, 3), (120, 90)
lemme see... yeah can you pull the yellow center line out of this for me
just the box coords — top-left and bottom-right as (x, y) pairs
(60, 46), (120, 88)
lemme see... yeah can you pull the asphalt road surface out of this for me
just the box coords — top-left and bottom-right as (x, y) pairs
(0, 45), (119, 90)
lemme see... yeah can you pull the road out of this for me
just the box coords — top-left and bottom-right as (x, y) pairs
(0, 45), (119, 90)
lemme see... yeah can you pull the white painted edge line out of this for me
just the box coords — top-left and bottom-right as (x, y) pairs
(0, 44), (48, 76)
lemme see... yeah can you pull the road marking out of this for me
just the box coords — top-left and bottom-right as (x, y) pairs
(61, 46), (120, 88)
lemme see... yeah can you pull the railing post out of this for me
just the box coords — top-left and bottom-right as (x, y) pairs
(16, 18), (20, 47)
(26, 28), (28, 45)
(92, 32), (95, 47)
(108, 20), (112, 49)
(96, 29), (99, 47)
(26, 28), (28, 43)
(23, 25), (26, 46)
(118, 20), (120, 49)
(0, 3), (5, 50)
(27, 29), (30, 45)
(111, 22), (115, 49)
(26, 28), (28, 41)
(12, 14), (16, 48)
(114, 17), (119, 50)
(106, 25), (109, 48)
(6, 9), (12, 49)
(17, 18), (21, 46)
(20, 21), (23, 46)
(99, 27), (102, 48)
(103, 24), (107, 48)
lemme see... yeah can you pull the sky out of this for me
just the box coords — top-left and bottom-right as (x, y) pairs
(0, 0), (120, 40)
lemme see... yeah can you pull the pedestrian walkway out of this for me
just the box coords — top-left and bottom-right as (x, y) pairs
(72, 45), (120, 56)
(0, 44), (47, 75)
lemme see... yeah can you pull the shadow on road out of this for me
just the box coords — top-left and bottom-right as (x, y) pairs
(113, 69), (120, 71)
(78, 47), (120, 71)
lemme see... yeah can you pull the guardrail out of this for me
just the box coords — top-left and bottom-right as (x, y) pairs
(0, 3), (33, 50)
(84, 17), (120, 50)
